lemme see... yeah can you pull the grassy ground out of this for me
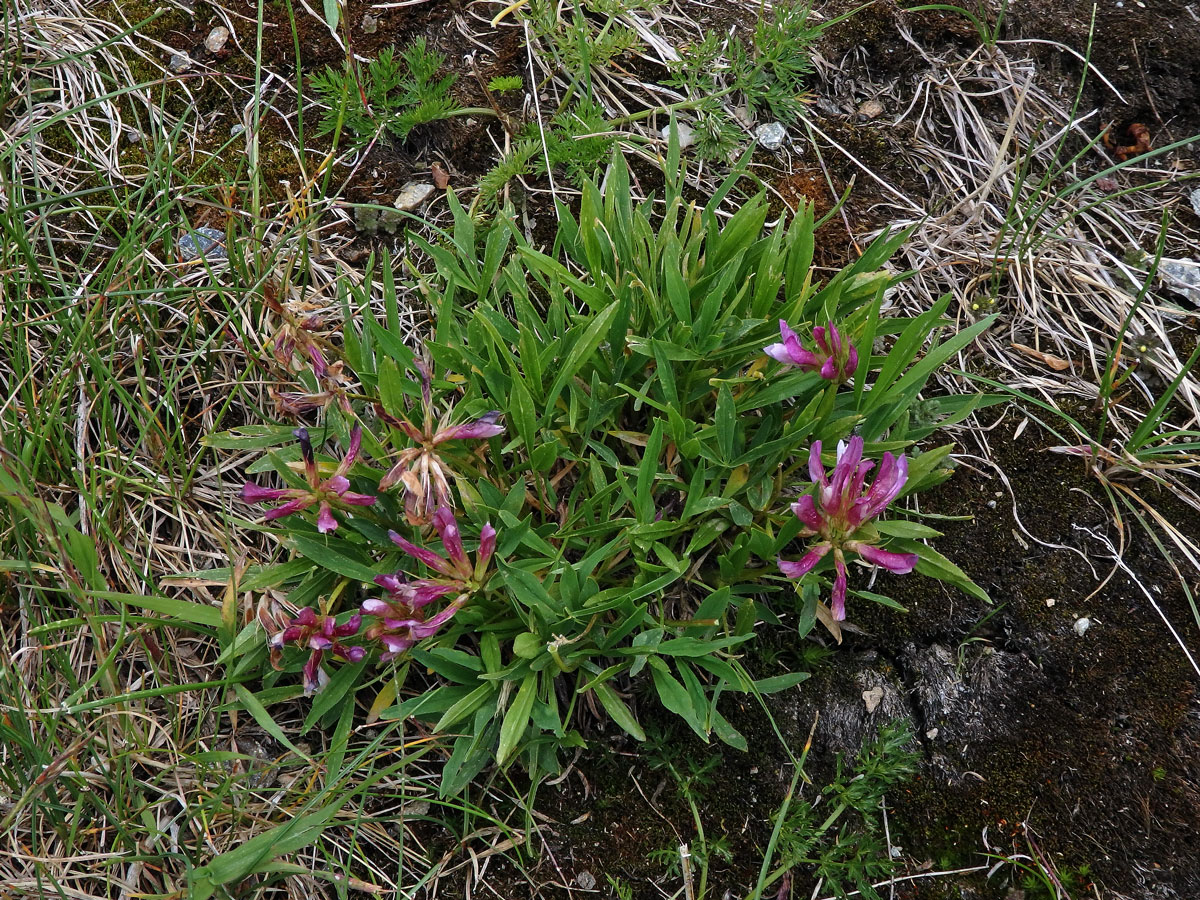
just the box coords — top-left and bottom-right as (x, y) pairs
(2, 0), (1198, 897)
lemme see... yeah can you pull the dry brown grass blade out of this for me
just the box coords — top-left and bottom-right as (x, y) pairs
(862, 43), (1200, 508)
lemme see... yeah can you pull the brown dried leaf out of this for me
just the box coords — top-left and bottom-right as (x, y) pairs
(815, 601), (843, 644)
(1011, 342), (1071, 371)
(1113, 123), (1152, 162)
(431, 162), (450, 189)
(862, 686), (885, 713)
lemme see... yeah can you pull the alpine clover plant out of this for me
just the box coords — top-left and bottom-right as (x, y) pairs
(206, 135), (991, 794)
(779, 437), (918, 621)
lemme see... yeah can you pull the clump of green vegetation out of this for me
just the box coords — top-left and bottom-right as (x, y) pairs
(472, 0), (832, 202)
(527, 0), (652, 74)
(476, 97), (615, 207)
(756, 723), (919, 899)
(664, 3), (823, 158)
(208, 139), (989, 817)
(309, 38), (467, 149)
(487, 74), (524, 93)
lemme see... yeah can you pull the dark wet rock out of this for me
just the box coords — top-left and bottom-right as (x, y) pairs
(774, 651), (911, 758)
(167, 51), (192, 74)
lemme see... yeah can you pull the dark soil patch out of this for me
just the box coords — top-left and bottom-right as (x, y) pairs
(802, 0), (1200, 261)
(452, 410), (1200, 900)
(1005, 0), (1200, 146)
(851, 413), (1200, 898)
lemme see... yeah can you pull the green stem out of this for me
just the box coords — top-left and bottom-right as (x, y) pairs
(609, 87), (739, 126)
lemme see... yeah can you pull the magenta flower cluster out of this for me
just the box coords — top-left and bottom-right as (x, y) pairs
(363, 506), (497, 659)
(241, 426), (375, 534)
(779, 436), (918, 620)
(242, 368), (503, 693)
(766, 320), (858, 384)
(263, 606), (366, 695)
(265, 505), (496, 691)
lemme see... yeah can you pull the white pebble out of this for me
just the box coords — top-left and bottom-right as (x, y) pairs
(205, 26), (230, 53)
(755, 121), (788, 151)
(661, 122), (695, 149)
(1073, 617), (1091, 636)
(394, 181), (436, 211)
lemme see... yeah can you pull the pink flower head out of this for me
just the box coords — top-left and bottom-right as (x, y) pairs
(377, 360), (504, 525)
(262, 605), (365, 695)
(388, 507), (497, 584)
(361, 581), (466, 661)
(765, 320), (859, 384)
(241, 426), (376, 533)
(779, 436), (918, 620)
(363, 508), (496, 660)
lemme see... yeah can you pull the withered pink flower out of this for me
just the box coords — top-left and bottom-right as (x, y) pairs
(362, 507), (496, 659)
(241, 426), (375, 533)
(266, 289), (327, 374)
(262, 605), (365, 695)
(779, 436), (917, 620)
(765, 320), (859, 383)
(377, 360), (503, 525)
(273, 349), (355, 417)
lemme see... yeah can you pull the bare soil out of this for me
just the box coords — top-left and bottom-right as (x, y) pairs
(460, 411), (1200, 900)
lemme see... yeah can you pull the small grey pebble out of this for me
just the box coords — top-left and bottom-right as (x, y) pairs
(575, 871), (597, 890)
(177, 226), (227, 261)
(1190, 187), (1200, 218)
(755, 121), (788, 151)
(1073, 617), (1091, 636)
(167, 51), (192, 74)
(361, 13), (379, 33)
(230, 123), (246, 137)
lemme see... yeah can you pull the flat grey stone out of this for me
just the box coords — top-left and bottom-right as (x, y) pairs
(394, 181), (436, 211)
(1159, 258), (1200, 304)
(177, 226), (227, 261)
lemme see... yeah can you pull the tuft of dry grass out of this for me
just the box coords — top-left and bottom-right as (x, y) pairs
(813, 33), (1200, 660)
(869, 41), (1199, 459)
